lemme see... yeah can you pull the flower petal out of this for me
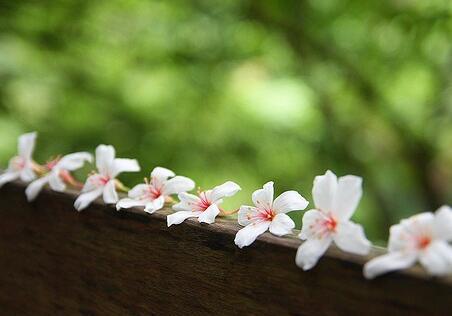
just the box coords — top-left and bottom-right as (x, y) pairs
(269, 213), (295, 236)
(252, 181), (274, 211)
(237, 205), (259, 226)
(0, 171), (19, 188)
(103, 180), (118, 204)
(333, 221), (371, 255)
(25, 176), (49, 201)
(208, 181), (241, 203)
(57, 152), (92, 171)
(299, 209), (328, 240)
(333, 175), (363, 220)
(167, 211), (202, 227)
(363, 252), (417, 279)
(198, 204), (220, 224)
(433, 205), (452, 241)
(173, 192), (201, 212)
(127, 184), (148, 199)
(95, 145), (115, 175)
(116, 198), (147, 211)
(144, 196), (165, 214)
(18, 132), (36, 161)
(81, 174), (101, 193)
(234, 222), (270, 248)
(273, 191), (308, 214)
(386, 224), (407, 252)
(295, 237), (332, 270)
(48, 171), (66, 192)
(19, 167), (36, 182)
(74, 187), (103, 211)
(395, 212), (435, 252)
(112, 158), (140, 177)
(162, 176), (195, 196)
(312, 170), (337, 213)
(419, 240), (452, 276)
(151, 167), (175, 180)
(400, 212), (435, 231)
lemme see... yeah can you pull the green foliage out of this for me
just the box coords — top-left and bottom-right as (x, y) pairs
(0, 0), (451, 244)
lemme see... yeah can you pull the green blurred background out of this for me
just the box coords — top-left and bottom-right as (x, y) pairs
(0, 0), (451, 244)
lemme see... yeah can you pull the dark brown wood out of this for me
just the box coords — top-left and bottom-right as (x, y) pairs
(0, 181), (451, 316)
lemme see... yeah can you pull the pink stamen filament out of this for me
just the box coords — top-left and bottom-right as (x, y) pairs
(197, 192), (211, 211)
(247, 209), (276, 222)
(90, 174), (110, 187)
(59, 170), (84, 189)
(147, 186), (162, 199)
(260, 209), (276, 221)
(309, 214), (338, 239)
(99, 176), (110, 185)
(139, 178), (165, 200)
(45, 158), (60, 170)
(325, 216), (337, 232)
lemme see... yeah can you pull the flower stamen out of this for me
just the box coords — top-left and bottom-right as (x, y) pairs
(417, 236), (431, 250)
(197, 192), (211, 211)
(45, 155), (61, 170)
(257, 209), (276, 221)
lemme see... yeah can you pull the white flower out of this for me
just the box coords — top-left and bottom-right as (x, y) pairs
(116, 167), (195, 214)
(296, 170), (371, 270)
(25, 152), (92, 201)
(167, 181), (241, 226)
(74, 145), (140, 211)
(364, 205), (452, 279)
(235, 181), (308, 248)
(0, 132), (37, 187)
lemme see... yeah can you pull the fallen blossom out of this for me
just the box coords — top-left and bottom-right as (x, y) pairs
(0, 132), (37, 187)
(25, 152), (92, 201)
(167, 181), (241, 226)
(74, 144), (140, 211)
(234, 181), (308, 248)
(296, 170), (371, 270)
(364, 205), (452, 279)
(116, 167), (195, 214)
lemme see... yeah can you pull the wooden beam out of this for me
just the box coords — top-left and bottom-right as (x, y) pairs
(0, 181), (450, 315)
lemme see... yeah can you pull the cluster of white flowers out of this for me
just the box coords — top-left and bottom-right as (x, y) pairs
(1, 132), (451, 279)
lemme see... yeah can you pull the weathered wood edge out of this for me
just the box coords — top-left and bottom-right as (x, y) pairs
(2, 179), (451, 286)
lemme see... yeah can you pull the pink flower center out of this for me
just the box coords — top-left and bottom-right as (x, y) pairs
(99, 176), (110, 185)
(309, 213), (338, 238)
(197, 193), (211, 211)
(147, 186), (162, 199)
(257, 209), (276, 221)
(325, 216), (337, 232)
(417, 236), (431, 250)
(90, 175), (110, 187)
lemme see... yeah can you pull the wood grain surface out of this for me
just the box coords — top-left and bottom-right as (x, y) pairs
(0, 181), (451, 316)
